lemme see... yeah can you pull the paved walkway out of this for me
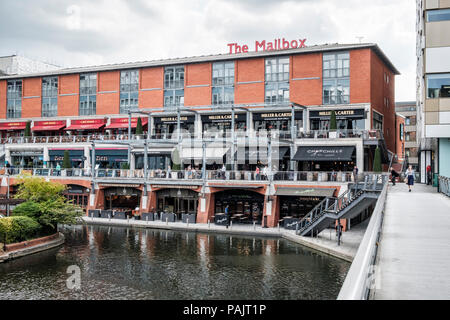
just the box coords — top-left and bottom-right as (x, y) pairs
(81, 216), (368, 262)
(373, 183), (450, 300)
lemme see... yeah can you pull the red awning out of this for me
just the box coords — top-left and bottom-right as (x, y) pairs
(32, 120), (66, 132)
(0, 122), (27, 131)
(65, 119), (106, 131)
(105, 117), (148, 129)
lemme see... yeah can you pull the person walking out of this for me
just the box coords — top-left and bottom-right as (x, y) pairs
(225, 205), (230, 229)
(352, 166), (359, 182)
(390, 167), (399, 186)
(426, 164), (432, 185)
(56, 163), (61, 176)
(405, 165), (415, 192)
(255, 166), (260, 180)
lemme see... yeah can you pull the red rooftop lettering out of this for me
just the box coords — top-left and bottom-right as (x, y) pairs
(228, 38), (307, 54)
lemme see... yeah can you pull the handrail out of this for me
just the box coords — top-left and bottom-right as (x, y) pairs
(337, 178), (388, 300)
(438, 175), (450, 197)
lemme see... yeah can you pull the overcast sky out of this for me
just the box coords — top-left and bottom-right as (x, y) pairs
(0, 0), (416, 101)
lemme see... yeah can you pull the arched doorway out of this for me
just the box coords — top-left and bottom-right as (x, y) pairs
(104, 187), (142, 212)
(64, 184), (90, 209)
(214, 189), (264, 224)
(156, 188), (198, 219)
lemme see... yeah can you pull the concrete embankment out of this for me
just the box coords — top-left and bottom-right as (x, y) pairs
(0, 233), (65, 263)
(81, 216), (366, 262)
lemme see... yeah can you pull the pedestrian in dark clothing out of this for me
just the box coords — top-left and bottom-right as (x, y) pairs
(390, 167), (399, 186)
(405, 165), (415, 192)
(426, 165), (432, 185)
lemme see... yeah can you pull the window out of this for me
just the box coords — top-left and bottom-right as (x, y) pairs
(212, 62), (234, 105)
(42, 77), (58, 117)
(373, 111), (383, 131)
(427, 9), (450, 22)
(79, 73), (97, 115)
(400, 123), (404, 141)
(164, 66), (184, 108)
(323, 52), (350, 104)
(427, 74), (450, 98)
(6, 80), (22, 119)
(405, 117), (411, 125)
(265, 57), (289, 104)
(120, 70), (139, 114)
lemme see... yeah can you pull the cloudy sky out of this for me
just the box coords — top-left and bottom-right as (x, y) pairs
(0, 0), (416, 101)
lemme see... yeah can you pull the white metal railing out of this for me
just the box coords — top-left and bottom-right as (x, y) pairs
(1, 129), (384, 144)
(1, 167), (363, 183)
(337, 178), (388, 300)
(439, 175), (450, 197)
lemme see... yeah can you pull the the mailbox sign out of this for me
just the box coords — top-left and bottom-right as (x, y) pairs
(227, 38), (307, 54)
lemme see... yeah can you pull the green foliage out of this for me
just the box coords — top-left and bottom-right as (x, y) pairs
(12, 176), (83, 232)
(0, 216), (41, 244)
(136, 117), (143, 135)
(120, 162), (130, 170)
(373, 147), (382, 172)
(329, 110), (337, 131)
(24, 121), (32, 137)
(171, 148), (181, 171)
(62, 150), (71, 169)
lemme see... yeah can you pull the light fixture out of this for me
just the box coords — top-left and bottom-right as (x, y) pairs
(177, 189), (182, 197)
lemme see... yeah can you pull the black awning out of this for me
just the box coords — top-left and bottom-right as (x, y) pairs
(293, 146), (355, 161)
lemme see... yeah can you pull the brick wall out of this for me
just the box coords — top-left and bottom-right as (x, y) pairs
(185, 63), (212, 106)
(235, 58), (264, 104)
(97, 71), (120, 115)
(59, 74), (79, 117)
(290, 53), (323, 105)
(0, 80), (7, 119)
(139, 67), (164, 109)
(22, 78), (42, 118)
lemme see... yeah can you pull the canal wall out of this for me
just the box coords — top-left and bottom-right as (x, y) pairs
(0, 233), (65, 263)
(81, 217), (365, 262)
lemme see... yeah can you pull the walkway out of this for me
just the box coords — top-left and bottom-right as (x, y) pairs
(373, 183), (450, 299)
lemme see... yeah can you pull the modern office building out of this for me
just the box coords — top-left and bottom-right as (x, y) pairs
(0, 54), (61, 76)
(396, 101), (418, 171)
(0, 42), (398, 228)
(416, 0), (450, 183)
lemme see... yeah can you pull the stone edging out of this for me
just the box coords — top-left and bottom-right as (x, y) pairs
(0, 232), (65, 263)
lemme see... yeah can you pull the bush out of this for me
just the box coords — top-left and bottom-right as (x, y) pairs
(12, 201), (41, 220)
(0, 216), (41, 244)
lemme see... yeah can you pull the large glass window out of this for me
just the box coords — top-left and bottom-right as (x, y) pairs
(427, 9), (450, 22)
(42, 77), (58, 117)
(164, 66), (184, 108)
(212, 62), (234, 105)
(120, 70), (139, 114)
(427, 73), (450, 98)
(373, 112), (383, 131)
(265, 57), (289, 104)
(79, 73), (97, 115)
(6, 80), (22, 119)
(323, 52), (350, 104)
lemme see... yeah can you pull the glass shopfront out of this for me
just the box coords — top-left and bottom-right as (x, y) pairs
(134, 152), (171, 170)
(64, 184), (89, 209)
(156, 188), (198, 218)
(104, 187), (142, 211)
(11, 151), (43, 168)
(253, 111), (302, 136)
(153, 115), (195, 139)
(49, 149), (84, 168)
(202, 114), (246, 138)
(214, 190), (264, 224)
(309, 109), (365, 131)
(280, 196), (324, 219)
(91, 149), (128, 169)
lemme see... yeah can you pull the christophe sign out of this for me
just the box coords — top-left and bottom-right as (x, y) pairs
(227, 38), (307, 54)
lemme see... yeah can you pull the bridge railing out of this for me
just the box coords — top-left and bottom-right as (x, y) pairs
(439, 175), (450, 197)
(337, 177), (388, 300)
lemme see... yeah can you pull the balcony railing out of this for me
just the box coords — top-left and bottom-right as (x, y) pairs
(1, 129), (384, 144)
(1, 167), (361, 183)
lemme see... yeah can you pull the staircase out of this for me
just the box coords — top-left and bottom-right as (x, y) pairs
(295, 174), (388, 237)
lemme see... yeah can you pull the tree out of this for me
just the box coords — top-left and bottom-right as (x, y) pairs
(136, 117), (143, 135)
(24, 121), (32, 137)
(12, 176), (83, 234)
(373, 147), (382, 172)
(171, 147), (181, 171)
(62, 150), (71, 169)
(329, 110), (337, 131)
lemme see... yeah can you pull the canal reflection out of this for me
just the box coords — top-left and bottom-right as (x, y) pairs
(0, 225), (349, 300)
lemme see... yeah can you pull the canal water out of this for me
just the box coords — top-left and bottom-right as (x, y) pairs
(0, 225), (350, 300)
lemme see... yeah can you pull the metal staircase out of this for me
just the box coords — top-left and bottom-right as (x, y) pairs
(295, 174), (388, 237)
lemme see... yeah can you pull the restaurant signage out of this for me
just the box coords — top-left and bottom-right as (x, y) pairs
(152, 185), (199, 190)
(153, 116), (195, 124)
(309, 109), (365, 119)
(201, 114), (246, 123)
(0, 121), (27, 130)
(227, 38), (307, 54)
(252, 111), (302, 121)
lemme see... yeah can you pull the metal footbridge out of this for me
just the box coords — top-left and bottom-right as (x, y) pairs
(296, 174), (388, 237)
